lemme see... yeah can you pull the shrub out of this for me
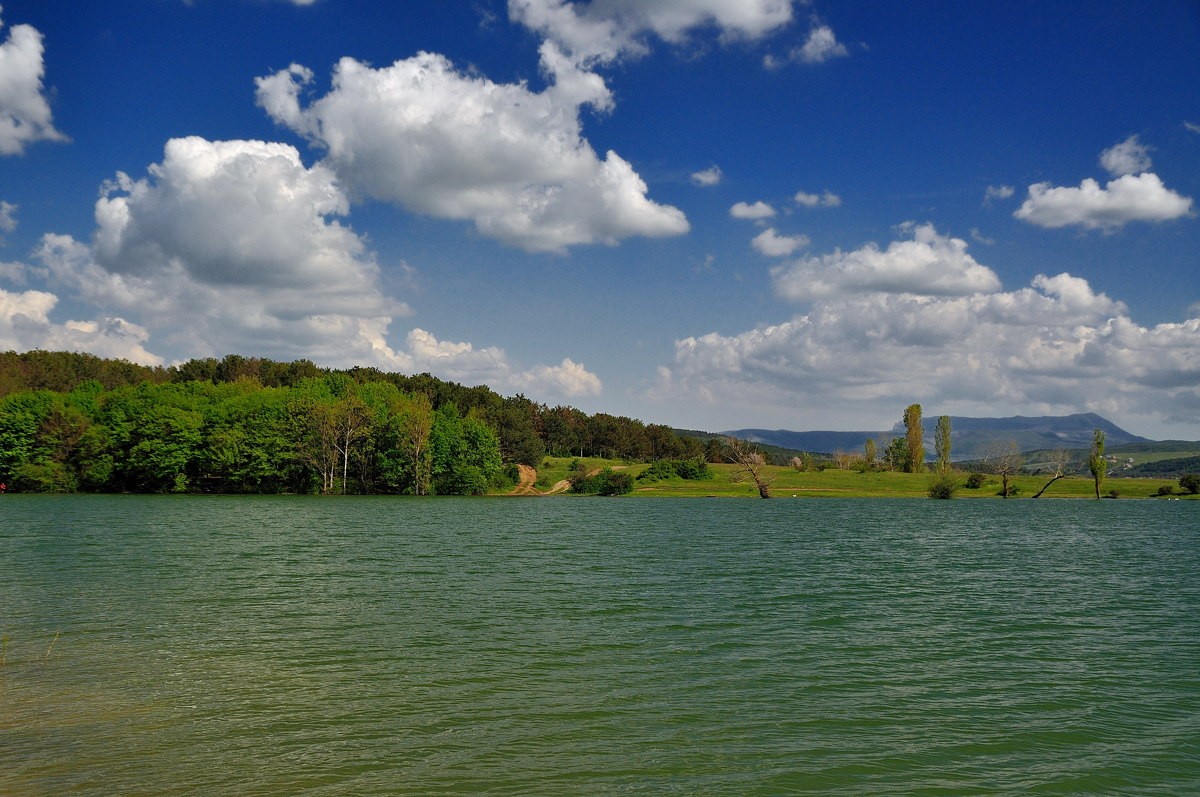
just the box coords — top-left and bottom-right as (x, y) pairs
(636, 459), (712, 483)
(1156, 484), (1175, 497)
(927, 475), (959, 499)
(636, 461), (678, 482)
(1105, 489), (1120, 499)
(1180, 474), (1200, 495)
(571, 467), (633, 496)
(964, 473), (986, 489)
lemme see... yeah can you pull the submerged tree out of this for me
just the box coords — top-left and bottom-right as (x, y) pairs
(904, 404), (924, 473)
(1031, 449), (1075, 499)
(1088, 429), (1106, 500)
(725, 436), (773, 498)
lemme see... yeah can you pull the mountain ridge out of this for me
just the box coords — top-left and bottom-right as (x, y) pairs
(723, 412), (1156, 461)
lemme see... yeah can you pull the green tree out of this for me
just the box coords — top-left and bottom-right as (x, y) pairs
(863, 438), (877, 468)
(1088, 429), (1106, 500)
(1179, 474), (1200, 495)
(883, 436), (909, 472)
(0, 390), (55, 483)
(904, 403), (924, 473)
(934, 415), (952, 476)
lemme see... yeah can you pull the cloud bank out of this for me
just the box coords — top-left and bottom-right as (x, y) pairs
(8, 136), (601, 400)
(655, 226), (1200, 433)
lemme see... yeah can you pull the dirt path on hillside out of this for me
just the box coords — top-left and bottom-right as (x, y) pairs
(509, 464), (539, 495)
(507, 463), (629, 496)
(507, 465), (576, 495)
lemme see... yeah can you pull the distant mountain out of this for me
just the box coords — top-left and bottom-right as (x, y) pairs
(724, 412), (1152, 461)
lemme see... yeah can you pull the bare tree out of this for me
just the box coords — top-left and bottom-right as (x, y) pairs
(725, 436), (773, 499)
(984, 439), (1022, 498)
(1031, 449), (1076, 499)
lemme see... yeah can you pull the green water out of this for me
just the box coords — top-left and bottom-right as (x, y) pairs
(1, 496), (1197, 795)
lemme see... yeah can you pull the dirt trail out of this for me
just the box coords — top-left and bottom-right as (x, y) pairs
(509, 464), (539, 495)
(507, 465), (573, 495)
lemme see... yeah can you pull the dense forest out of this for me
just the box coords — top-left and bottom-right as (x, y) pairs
(0, 350), (709, 494)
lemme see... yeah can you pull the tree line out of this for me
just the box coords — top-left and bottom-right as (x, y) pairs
(0, 350), (706, 494)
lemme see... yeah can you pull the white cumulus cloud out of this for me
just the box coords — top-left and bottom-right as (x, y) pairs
(983, 184), (1014, 205)
(0, 286), (161, 364)
(752, 227), (808, 257)
(656, 268), (1200, 435)
(1014, 172), (1193, 231)
(691, 165), (723, 187)
(0, 199), (15, 238)
(509, 0), (797, 66)
(1100, 134), (1152, 177)
(772, 223), (1001, 301)
(0, 10), (67, 155)
(7, 135), (603, 398)
(256, 54), (688, 253)
(400, 329), (601, 399)
(764, 21), (849, 68)
(730, 200), (776, 220)
(794, 189), (840, 207)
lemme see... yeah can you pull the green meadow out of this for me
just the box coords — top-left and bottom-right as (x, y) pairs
(526, 457), (1186, 499)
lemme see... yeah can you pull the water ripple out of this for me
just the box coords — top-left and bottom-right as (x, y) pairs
(1, 496), (1197, 795)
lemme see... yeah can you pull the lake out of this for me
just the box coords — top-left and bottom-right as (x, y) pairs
(1, 495), (1197, 795)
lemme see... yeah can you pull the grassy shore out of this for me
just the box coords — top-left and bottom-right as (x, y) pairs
(523, 457), (1188, 499)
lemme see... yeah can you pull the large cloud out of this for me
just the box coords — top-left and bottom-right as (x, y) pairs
(256, 54), (688, 253)
(508, 0), (797, 66)
(653, 226), (1200, 434)
(54, 136), (402, 364)
(772, 223), (1001, 301)
(0, 10), (67, 155)
(17, 136), (603, 401)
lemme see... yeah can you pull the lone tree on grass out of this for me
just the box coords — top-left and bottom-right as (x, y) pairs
(904, 404), (924, 473)
(934, 415), (952, 475)
(1088, 429), (1106, 500)
(926, 415), (957, 499)
(725, 436), (773, 499)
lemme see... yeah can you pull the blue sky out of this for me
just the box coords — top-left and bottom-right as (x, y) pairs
(1, 0), (1198, 439)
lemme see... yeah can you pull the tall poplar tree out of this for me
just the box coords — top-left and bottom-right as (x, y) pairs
(935, 415), (952, 475)
(903, 403), (924, 474)
(1088, 428), (1106, 499)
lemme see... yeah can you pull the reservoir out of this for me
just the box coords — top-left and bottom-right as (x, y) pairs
(2, 495), (1197, 795)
